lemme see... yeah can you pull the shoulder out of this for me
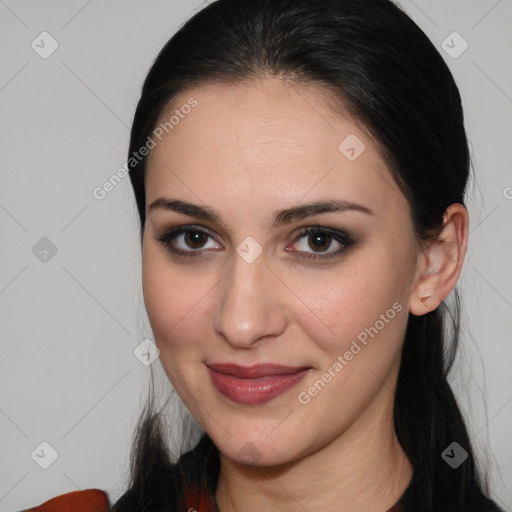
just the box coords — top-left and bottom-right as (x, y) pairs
(18, 488), (111, 511)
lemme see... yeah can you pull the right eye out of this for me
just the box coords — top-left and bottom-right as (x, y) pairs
(155, 225), (223, 258)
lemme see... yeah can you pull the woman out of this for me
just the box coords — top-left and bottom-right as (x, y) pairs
(19, 0), (507, 511)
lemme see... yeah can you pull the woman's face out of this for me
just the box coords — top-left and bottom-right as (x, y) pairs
(142, 77), (421, 466)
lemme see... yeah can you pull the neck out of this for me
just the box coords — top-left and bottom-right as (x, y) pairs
(215, 373), (413, 512)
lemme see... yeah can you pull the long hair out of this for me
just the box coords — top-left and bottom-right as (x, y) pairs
(118, 1), (486, 510)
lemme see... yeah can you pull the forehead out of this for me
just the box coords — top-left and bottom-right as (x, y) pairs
(145, 78), (406, 219)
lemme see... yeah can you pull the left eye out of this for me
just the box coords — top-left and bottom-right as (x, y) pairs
(288, 227), (354, 260)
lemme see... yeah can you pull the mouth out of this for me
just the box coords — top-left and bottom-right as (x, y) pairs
(206, 362), (312, 405)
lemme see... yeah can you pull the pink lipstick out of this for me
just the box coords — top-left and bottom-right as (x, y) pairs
(207, 363), (311, 405)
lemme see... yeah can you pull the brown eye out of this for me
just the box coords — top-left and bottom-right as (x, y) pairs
(155, 226), (222, 258)
(289, 227), (355, 260)
(183, 230), (209, 249)
(307, 232), (332, 252)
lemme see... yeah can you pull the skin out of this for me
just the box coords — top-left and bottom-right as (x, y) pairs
(141, 77), (469, 512)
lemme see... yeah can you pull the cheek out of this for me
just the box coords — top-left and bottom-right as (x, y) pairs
(291, 247), (412, 358)
(141, 244), (215, 357)
(142, 245), (188, 348)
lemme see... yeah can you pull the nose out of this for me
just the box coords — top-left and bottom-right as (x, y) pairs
(213, 252), (287, 349)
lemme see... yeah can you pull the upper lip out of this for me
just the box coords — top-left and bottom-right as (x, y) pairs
(207, 363), (311, 379)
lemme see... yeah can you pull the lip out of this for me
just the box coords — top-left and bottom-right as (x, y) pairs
(207, 363), (312, 405)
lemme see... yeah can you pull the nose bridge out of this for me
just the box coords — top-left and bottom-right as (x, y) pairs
(213, 251), (286, 348)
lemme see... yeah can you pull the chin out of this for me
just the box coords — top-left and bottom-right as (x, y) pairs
(208, 424), (308, 467)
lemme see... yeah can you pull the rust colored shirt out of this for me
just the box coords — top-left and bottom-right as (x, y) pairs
(20, 489), (110, 512)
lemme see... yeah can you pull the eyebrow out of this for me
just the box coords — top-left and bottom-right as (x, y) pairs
(147, 198), (374, 228)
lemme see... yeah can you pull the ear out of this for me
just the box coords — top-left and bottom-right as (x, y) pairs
(409, 203), (469, 316)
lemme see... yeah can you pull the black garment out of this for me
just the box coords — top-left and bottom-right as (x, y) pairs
(396, 471), (506, 512)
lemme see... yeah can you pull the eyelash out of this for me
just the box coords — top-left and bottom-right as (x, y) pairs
(154, 225), (355, 261)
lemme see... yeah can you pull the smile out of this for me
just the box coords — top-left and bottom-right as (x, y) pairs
(206, 363), (312, 405)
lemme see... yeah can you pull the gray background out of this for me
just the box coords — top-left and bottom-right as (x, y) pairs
(0, 1), (511, 510)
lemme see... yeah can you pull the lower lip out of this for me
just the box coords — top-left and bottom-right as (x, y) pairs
(207, 366), (311, 405)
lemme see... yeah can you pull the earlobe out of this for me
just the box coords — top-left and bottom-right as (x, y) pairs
(409, 204), (469, 317)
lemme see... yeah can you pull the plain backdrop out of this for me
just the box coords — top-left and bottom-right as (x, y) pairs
(0, 1), (511, 511)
